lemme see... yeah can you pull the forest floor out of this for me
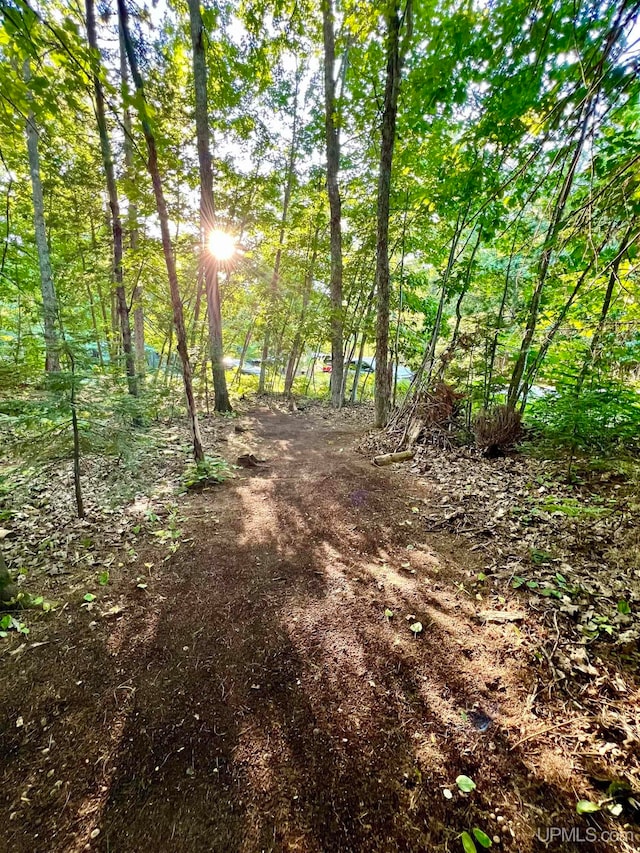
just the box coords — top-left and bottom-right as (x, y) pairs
(1, 403), (639, 852)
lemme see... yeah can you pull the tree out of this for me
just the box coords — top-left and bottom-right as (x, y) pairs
(374, 0), (412, 427)
(187, 0), (231, 413)
(118, 17), (145, 374)
(117, 0), (204, 461)
(24, 61), (60, 373)
(85, 0), (137, 397)
(322, 0), (344, 409)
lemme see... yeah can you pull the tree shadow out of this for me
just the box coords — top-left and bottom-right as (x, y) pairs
(0, 409), (614, 852)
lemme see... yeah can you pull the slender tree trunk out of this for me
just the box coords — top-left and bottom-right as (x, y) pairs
(187, 0), (231, 413)
(392, 194), (409, 407)
(68, 351), (85, 519)
(449, 227), (482, 352)
(484, 228), (520, 407)
(190, 266), (206, 347)
(507, 102), (593, 408)
(86, 0), (137, 397)
(284, 222), (320, 396)
(577, 224), (635, 391)
(235, 318), (255, 383)
(518, 227), (626, 404)
(322, 0), (344, 408)
(259, 68), (301, 394)
(118, 0), (204, 462)
(118, 20), (145, 374)
(24, 62), (60, 373)
(351, 330), (367, 403)
(374, 0), (412, 427)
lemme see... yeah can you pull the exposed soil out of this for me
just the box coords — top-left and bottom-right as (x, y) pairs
(1, 406), (636, 852)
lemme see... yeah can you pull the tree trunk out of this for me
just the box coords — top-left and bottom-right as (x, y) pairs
(259, 68), (301, 395)
(577, 224), (636, 390)
(284, 222), (320, 396)
(86, 0), (137, 397)
(118, 19), (145, 374)
(69, 352), (85, 519)
(507, 101), (593, 408)
(374, 0), (412, 427)
(322, 0), (344, 409)
(187, 0), (231, 413)
(117, 0), (204, 462)
(24, 62), (60, 373)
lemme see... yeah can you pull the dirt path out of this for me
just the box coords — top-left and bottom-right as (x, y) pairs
(1, 407), (611, 852)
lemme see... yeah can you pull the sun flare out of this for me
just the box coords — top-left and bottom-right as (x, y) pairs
(207, 229), (236, 261)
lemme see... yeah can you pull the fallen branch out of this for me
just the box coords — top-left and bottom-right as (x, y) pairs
(373, 450), (415, 467)
(509, 718), (575, 750)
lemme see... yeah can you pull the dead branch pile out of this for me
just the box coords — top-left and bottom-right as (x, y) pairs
(417, 381), (465, 427)
(473, 405), (523, 456)
(381, 382), (466, 452)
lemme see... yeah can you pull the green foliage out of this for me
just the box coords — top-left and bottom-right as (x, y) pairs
(0, 614), (29, 637)
(181, 455), (231, 490)
(456, 775), (476, 793)
(526, 382), (640, 457)
(460, 828), (493, 852)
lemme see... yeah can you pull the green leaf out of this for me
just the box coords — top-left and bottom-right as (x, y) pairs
(98, 571), (110, 586)
(456, 775), (477, 793)
(473, 828), (492, 848)
(384, 608), (394, 619)
(576, 800), (601, 814)
(409, 621), (423, 634)
(617, 600), (631, 615)
(461, 831), (477, 853)
(83, 593), (96, 602)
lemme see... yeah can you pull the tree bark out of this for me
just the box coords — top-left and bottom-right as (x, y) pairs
(322, 0), (344, 409)
(86, 0), (137, 397)
(374, 0), (412, 427)
(118, 18), (145, 374)
(24, 62), (60, 373)
(187, 0), (231, 412)
(117, 0), (204, 462)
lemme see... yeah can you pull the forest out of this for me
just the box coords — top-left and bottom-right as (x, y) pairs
(1, 0), (640, 851)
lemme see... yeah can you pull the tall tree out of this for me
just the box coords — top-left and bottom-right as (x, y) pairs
(117, 0), (204, 461)
(258, 67), (300, 395)
(118, 18), (145, 373)
(374, 0), (412, 428)
(322, 0), (344, 409)
(24, 62), (60, 373)
(187, 0), (231, 412)
(86, 0), (137, 397)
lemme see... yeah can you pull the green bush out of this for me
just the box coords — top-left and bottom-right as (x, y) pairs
(526, 381), (640, 456)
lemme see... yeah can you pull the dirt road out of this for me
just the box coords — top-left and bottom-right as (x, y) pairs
(0, 407), (605, 852)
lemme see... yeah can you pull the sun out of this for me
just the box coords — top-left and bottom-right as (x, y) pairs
(207, 229), (236, 261)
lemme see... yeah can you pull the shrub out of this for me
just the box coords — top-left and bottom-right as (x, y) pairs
(526, 381), (640, 456)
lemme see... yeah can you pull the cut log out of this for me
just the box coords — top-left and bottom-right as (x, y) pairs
(373, 450), (415, 467)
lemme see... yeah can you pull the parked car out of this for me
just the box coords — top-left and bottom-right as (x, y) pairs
(348, 357), (414, 382)
(241, 359), (262, 376)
